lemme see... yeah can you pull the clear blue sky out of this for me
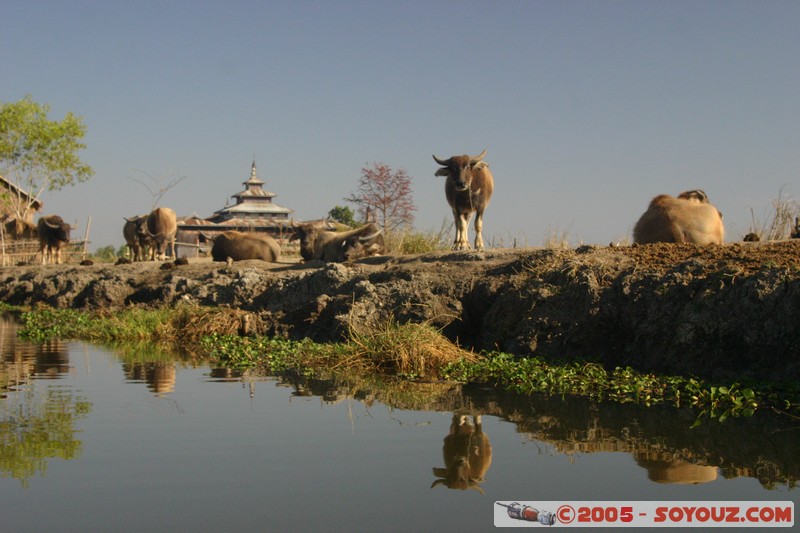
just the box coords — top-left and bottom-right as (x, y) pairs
(3, 1), (798, 250)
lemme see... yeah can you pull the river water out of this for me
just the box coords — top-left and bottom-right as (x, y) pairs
(1, 317), (797, 531)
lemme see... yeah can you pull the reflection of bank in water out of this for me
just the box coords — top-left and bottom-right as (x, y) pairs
(0, 319), (92, 487)
(222, 372), (799, 490)
(1, 317), (70, 395)
(635, 454), (718, 484)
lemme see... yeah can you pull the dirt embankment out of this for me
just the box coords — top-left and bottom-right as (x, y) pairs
(2, 241), (799, 383)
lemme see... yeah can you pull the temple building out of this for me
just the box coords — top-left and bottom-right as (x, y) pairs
(176, 161), (296, 257)
(207, 160), (294, 225)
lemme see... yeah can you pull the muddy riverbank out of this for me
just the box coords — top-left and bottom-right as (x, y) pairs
(2, 241), (799, 383)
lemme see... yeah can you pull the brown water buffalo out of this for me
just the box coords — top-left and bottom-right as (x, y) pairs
(123, 214), (150, 261)
(433, 149), (494, 251)
(37, 215), (72, 265)
(431, 414), (493, 494)
(791, 217), (800, 239)
(633, 189), (724, 245)
(291, 222), (384, 262)
(146, 207), (177, 261)
(210, 231), (281, 262)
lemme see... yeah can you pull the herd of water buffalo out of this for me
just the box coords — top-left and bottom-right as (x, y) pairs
(34, 150), (800, 265)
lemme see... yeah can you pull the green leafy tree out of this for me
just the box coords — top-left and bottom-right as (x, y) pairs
(327, 205), (357, 227)
(93, 245), (118, 262)
(0, 95), (94, 221)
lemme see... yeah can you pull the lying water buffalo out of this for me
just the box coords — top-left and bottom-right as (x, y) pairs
(210, 231), (281, 262)
(123, 214), (149, 261)
(433, 149), (495, 251)
(431, 414), (493, 494)
(291, 222), (384, 262)
(633, 189), (724, 245)
(37, 215), (72, 265)
(146, 207), (177, 261)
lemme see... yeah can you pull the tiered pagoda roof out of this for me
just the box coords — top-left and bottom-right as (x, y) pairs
(207, 160), (294, 223)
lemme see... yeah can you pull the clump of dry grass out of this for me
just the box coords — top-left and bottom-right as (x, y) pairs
(384, 220), (452, 254)
(748, 186), (799, 241)
(543, 225), (572, 249)
(163, 306), (255, 344)
(346, 319), (478, 379)
(488, 234), (529, 249)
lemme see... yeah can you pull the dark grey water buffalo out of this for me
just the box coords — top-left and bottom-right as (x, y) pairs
(123, 214), (149, 261)
(210, 231), (281, 262)
(433, 149), (494, 251)
(291, 222), (384, 262)
(37, 215), (72, 265)
(633, 190), (724, 245)
(146, 207), (177, 261)
(431, 414), (493, 494)
(791, 217), (800, 239)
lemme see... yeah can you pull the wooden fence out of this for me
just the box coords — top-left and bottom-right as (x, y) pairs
(0, 238), (90, 266)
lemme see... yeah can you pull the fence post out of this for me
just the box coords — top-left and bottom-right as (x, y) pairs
(0, 223), (5, 267)
(82, 216), (92, 260)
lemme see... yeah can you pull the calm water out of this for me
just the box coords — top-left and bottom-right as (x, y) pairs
(1, 318), (797, 532)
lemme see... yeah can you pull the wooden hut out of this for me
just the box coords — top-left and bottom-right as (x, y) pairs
(1, 175), (43, 264)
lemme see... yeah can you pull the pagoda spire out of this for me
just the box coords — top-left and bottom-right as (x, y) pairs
(245, 160), (264, 186)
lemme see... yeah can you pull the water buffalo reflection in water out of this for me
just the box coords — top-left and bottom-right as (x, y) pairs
(634, 453), (718, 484)
(123, 362), (177, 396)
(432, 414), (493, 494)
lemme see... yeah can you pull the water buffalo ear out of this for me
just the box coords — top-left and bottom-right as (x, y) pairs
(472, 161), (488, 170)
(435, 168), (450, 177)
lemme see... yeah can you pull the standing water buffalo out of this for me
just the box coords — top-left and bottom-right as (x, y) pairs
(122, 214), (150, 261)
(146, 207), (177, 261)
(433, 149), (494, 251)
(290, 222), (384, 262)
(37, 215), (72, 265)
(210, 231), (281, 262)
(633, 189), (724, 245)
(431, 414), (493, 494)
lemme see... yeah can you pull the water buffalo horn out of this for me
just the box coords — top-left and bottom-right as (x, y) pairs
(470, 149), (487, 164)
(359, 229), (382, 242)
